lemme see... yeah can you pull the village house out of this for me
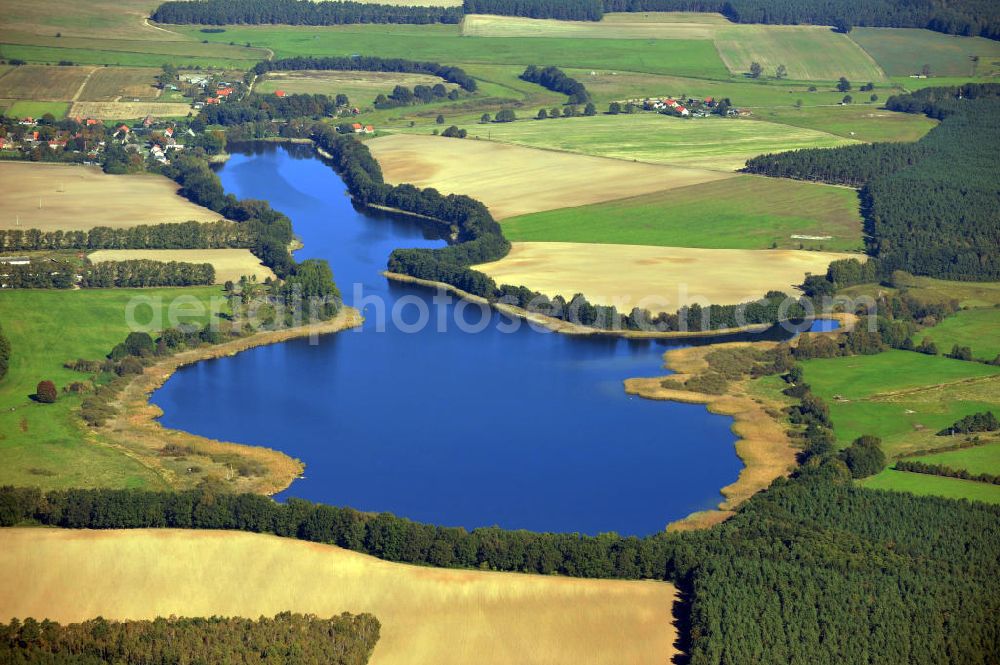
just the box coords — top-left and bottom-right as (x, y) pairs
(274, 89), (287, 98)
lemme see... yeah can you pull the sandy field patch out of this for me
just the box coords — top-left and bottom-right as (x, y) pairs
(78, 66), (159, 101)
(0, 65), (94, 102)
(88, 249), (276, 283)
(0, 162), (220, 231)
(475, 242), (856, 310)
(69, 100), (192, 119)
(0, 528), (678, 665)
(462, 13), (724, 39)
(368, 133), (733, 219)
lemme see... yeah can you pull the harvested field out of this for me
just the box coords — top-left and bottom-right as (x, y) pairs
(462, 13), (727, 39)
(368, 133), (733, 219)
(256, 70), (457, 103)
(69, 100), (192, 119)
(0, 64), (93, 102)
(443, 114), (855, 172)
(88, 249), (276, 283)
(0, 528), (678, 665)
(2, 0), (185, 41)
(850, 28), (1000, 78)
(474, 242), (854, 311)
(78, 66), (159, 101)
(0, 162), (221, 231)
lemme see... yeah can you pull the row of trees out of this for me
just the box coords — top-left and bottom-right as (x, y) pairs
(938, 411), (999, 436)
(153, 0), (462, 25)
(896, 459), (1000, 485)
(520, 65), (591, 104)
(254, 56), (478, 93)
(745, 84), (1000, 281)
(464, 0), (603, 21)
(1, 613), (380, 665)
(0, 221), (254, 253)
(81, 259), (215, 288)
(600, 0), (1000, 39)
(198, 92), (341, 125)
(3, 465), (998, 663)
(375, 83), (457, 109)
(0, 323), (9, 382)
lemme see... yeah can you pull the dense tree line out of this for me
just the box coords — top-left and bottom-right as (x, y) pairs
(938, 411), (999, 436)
(2, 466), (998, 663)
(199, 93), (340, 125)
(0, 263), (74, 289)
(745, 85), (1000, 281)
(0, 613), (380, 665)
(601, 0), (1000, 39)
(895, 459), (1000, 485)
(152, 0), (462, 25)
(464, 0), (603, 21)
(81, 260), (215, 288)
(0, 221), (253, 253)
(0, 322), (9, 382)
(254, 56), (477, 92)
(520, 65), (591, 104)
(375, 83), (455, 109)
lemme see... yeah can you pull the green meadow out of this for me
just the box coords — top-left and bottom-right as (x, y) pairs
(0, 43), (262, 69)
(0, 287), (223, 490)
(751, 105), (938, 142)
(2, 100), (70, 119)
(413, 113), (854, 171)
(850, 28), (1000, 78)
(502, 175), (863, 251)
(910, 443), (1000, 476)
(861, 468), (1000, 504)
(912, 308), (1000, 362)
(800, 350), (1000, 454)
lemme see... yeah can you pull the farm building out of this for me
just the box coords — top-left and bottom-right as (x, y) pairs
(274, 90), (287, 98)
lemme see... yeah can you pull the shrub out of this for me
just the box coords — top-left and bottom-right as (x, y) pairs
(115, 357), (144, 377)
(35, 380), (58, 404)
(123, 332), (155, 357)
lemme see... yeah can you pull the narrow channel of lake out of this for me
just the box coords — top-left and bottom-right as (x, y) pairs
(152, 143), (817, 536)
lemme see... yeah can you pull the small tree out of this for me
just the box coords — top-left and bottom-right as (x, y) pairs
(808, 85), (817, 92)
(536, 108), (548, 119)
(564, 105), (578, 117)
(795, 99), (803, 110)
(494, 109), (517, 123)
(436, 114), (445, 124)
(834, 18), (852, 34)
(775, 64), (787, 79)
(124, 332), (155, 357)
(479, 113), (491, 124)
(870, 93), (878, 103)
(840, 435), (886, 478)
(749, 62), (763, 79)
(837, 77), (852, 92)
(36, 380), (57, 404)
(584, 102), (597, 116)
(842, 95), (853, 104)
(921, 63), (931, 77)
(608, 101), (621, 115)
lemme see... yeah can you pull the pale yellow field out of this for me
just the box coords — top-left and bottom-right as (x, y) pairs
(0, 162), (221, 230)
(88, 249), (275, 283)
(79, 67), (159, 101)
(69, 101), (192, 119)
(475, 242), (857, 311)
(255, 70), (457, 101)
(0, 528), (678, 665)
(368, 133), (734, 219)
(462, 13), (726, 39)
(0, 65), (94, 102)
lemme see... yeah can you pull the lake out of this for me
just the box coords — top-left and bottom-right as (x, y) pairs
(152, 143), (812, 536)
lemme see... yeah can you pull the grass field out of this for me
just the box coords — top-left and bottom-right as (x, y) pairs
(840, 275), (1000, 309)
(0, 287), (223, 489)
(429, 114), (854, 171)
(367, 133), (732, 219)
(0, 100), (70, 119)
(0, 64), (93, 101)
(750, 105), (938, 142)
(502, 175), (863, 251)
(912, 308), (1000, 362)
(78, 66), (158, 101)
(69, 100), (191, 119)
(3, 0), (179, 41)
(0, 528), (679, 665)
(177, 24), (733, 79)
(462, 14), (886, 82)
(255, 70), (458, 105)
(800, 350), (1000, 455)
(861, 468), (1000, 504)
(850, 28), (1000, 78)
(910, 443), (1000, 476)
(474, 243), (852, 311)
(0, 163), (221, 230)
(88, 249), (277, 284)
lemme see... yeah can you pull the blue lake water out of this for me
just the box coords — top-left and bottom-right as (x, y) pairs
(152, 143), (808, 535)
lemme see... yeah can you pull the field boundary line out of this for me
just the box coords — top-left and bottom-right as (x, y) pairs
(71, 67), (99, 102)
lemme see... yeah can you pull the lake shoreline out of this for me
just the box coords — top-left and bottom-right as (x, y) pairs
(101, 307), (363, 496)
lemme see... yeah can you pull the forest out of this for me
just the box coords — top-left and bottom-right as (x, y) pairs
(152, 0), (462, 25)
(198, 93), (340, 125)
(602, 0), (1000, 38)
(464, 0), (603, 21)
(254, 57), (478, 93)
(744, 84), (1000, 281)
(81, 260), (215, 288)
(520, 66), (591, 105)
(0, 613), (380, 665)
(2, 463), (998, 664)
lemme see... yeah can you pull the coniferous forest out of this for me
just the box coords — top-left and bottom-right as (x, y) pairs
(744, 84), (1000, 281)
(152, 0), (462, 25)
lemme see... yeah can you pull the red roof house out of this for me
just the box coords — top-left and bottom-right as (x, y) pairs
(274, 90), (287, 98)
